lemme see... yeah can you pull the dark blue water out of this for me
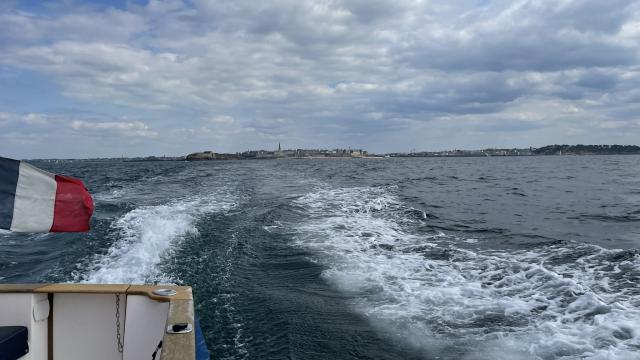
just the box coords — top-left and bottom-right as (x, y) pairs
(1, 156), (639, 359)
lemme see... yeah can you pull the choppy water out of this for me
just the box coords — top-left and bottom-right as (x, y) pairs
(1, 156), (640, 359)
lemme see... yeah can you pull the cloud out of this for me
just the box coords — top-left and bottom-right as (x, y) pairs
(71, 120), (158, 138)
(23, 113), (49, 125)
(398, 0), (638, 72)
(0, 0), (638, 157)
(0, 112), (163, 158)
(0, 7), (146, 44)
(208, 115), (235, 124)
(0, 112), (51, 127)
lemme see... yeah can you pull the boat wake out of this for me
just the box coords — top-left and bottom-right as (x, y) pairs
(78, 189), (238, 284)
(293, 186), (640, 360)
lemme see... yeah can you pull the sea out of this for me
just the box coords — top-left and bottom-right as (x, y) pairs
(1, 156), (639, 360)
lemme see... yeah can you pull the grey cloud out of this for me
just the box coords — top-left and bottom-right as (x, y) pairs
(402, 26), (636, 73)
(574, 70), (619, 90)
(531, 0), (633, 34)
(400, 0), (638, 72)
(0, 9), (145, 45)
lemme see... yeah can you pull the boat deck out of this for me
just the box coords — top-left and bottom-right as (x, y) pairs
(0, 283), (196, 360)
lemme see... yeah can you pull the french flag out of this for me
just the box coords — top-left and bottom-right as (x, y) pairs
(0, 157), (94, 233)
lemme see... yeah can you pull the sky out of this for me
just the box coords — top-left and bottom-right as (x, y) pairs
(0, 0), (639, 158)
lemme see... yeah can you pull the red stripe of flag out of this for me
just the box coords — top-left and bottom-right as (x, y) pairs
(50, 175), (94, 232)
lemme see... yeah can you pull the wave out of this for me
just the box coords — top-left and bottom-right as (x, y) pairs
(78, 189), (238, 284)
(93, 187), (129, 202)
(292, 186), (640, 359)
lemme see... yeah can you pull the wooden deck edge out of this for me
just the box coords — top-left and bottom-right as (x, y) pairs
(127, 285), (193, 302)
(161, 298), (196, 360)
(0, 283), (192, 302)
(0, 283), (49, 292)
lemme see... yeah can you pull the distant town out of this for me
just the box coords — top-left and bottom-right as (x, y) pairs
(186, 143), (370, 160)
(28, 144), (640, 162)
(183, 144), (640, 161)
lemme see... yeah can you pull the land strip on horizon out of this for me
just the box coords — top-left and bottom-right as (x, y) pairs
(23, 144), (640, 162)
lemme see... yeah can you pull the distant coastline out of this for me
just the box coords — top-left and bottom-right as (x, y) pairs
(185, 144), (640, 161)
(389, 144), (640, 158)
(185, 148), (370, 161)
(25, 144), (640, 162)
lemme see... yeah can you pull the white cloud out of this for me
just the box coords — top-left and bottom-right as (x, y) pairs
(23, 113), (49, 125)
(0, 112), (50, 127)
(71, 120), (158, 138)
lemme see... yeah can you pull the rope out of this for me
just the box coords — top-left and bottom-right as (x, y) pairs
(152, 340), (163, 359)
(115, 294), (124, 353)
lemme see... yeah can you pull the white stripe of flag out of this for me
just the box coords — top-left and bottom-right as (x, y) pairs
(11, 162), (57, 232)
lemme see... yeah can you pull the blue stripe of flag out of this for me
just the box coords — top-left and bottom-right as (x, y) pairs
(0, 157), (20, 230)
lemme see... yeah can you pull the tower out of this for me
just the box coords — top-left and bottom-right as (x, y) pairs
(278, 142), (281, 151)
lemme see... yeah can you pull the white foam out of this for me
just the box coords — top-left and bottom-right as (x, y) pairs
(293, 186), (640, 359)
(80, 190), (237, 284)
(93, 188), (128, 201)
